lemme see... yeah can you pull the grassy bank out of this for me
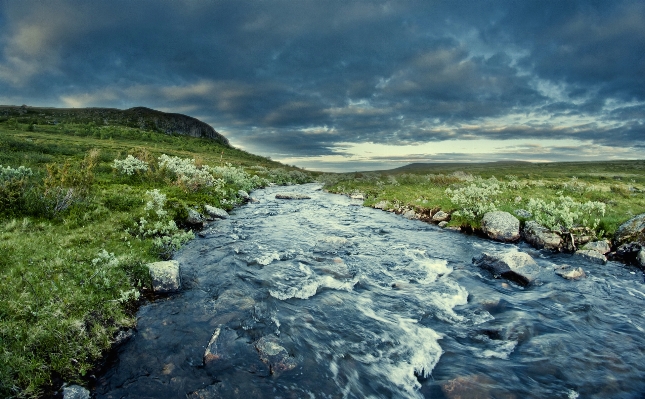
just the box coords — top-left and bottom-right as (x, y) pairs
(0, 121), (313, 398)
(320, 161), (645, 240)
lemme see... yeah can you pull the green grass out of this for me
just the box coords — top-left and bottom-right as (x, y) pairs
(320, 162), (645, 237)
(0, 121), (312, 398)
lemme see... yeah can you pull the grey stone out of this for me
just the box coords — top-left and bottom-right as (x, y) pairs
(350, 193), (364, 200)
(582, 240), (611, 255)
(63, 385), (90, 399)
(515, 209), (532, 218)
(574, 249), (607, 265)
(438, 221), (449, 228)
(481, 211), (520, 242)
(254, 335), (297, 374)
(615, 213), (645, 245)
(204, 205), (228, 219)
(373, 200), (388, 210)
(113, 329), (134, 346)
(238, 190), (250, 200)
(186, 209), (205, 225)
(555, 267), (586, 280)
(522, 221), (562, 251)
(473, 251), (540, 286)
(432, 210), (450, 222)
(148, 260), (181, 293)
(275, 193), (311, 200)
(402, 209), (416, 219)
(637, 250), (645, 268)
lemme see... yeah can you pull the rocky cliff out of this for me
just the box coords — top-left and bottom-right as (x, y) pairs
(0, 105), (230, 146)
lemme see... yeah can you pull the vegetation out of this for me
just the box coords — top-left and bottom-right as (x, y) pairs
(320, 162), (645, 238)
(0, 119), (313, 398)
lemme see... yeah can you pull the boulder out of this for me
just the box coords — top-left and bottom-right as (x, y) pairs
(438, 221), (448, 228)
(275, 193), (311, 200)
(238, 190), (250, 201)
(574, 249), (607, 265)
(481, 211), (520, 242)
(582, 240), (611, 255)
(472, 251), (540, 286)
(555, 267), (586, 280)
(254, 335), (297, 374)
(148, 260), (181, 293)
(186, 209), (205, 225)
(515, 209), (532, 218)
(63, 385), (90, 399)
(522, 221), (562, 251)
(373, 200), (388, 210)
(614, 213), (645, 245)
(350, 193), (364, 200)
(402, 209), (416, 219)
(432, 210), (450, 222)
(637, 250), (645, 268)
(204, 205), (228, 219)
(113, 329), (134, 347)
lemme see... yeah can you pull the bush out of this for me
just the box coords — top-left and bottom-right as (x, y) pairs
(112, 155), (149, 176)
(158, 154), (222, 192)
(526, 196), (606, 232)
(445, 177), (502, 221)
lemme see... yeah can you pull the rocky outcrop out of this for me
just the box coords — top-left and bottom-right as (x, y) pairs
(204, 205), (228, 219)
(522, 221), (562, 251)
(614, 213), (645, 246)
(574, 249), (607, 265)
(148, 260), (181, 293)
(0, 105), (230, 146)
(432, 210), (450, 222)
(186, 209), (205, 225)
(472, 251), (540, 286)
(582, 240), (611, 255)
(254, 335), (297, 375)
(63, 385), (90, 399)
(481, 211), (520, 242)
(275, 193), (311, 200)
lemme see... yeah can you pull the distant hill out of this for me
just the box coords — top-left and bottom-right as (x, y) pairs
(0, 105), (230, 146)
(388, 161), (532, 173)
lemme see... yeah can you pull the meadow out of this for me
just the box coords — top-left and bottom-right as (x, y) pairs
(0, 119), (313, 398)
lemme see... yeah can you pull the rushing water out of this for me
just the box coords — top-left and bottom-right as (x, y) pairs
(94, 184), (645, 398)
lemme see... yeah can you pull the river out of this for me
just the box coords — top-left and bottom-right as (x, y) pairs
(93, 183), (645, 398)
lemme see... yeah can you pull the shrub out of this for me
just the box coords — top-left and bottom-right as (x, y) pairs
(112, 155), (149, 176)
(158, 154), (222, 192)
(526, 196), (606, 232)
(445, 177), (502, 221)
(209, 163), (269, 191)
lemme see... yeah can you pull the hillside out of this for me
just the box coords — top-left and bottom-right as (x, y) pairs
(0, 105), (230, 146)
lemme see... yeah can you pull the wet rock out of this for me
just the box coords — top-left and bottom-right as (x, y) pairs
(615, 213), (645, 246)
(432, 210), (450, 222)
(374, 200), (388, 209)
(350, 193), (364, 200)
(147, 260), (181, 293)
(238, 190), (250, 201)
(402, 209), (416, 219)
(441, 374), (495, 399)
(574, 249), (607, 265)
(637, 250), (645, 268)
(515, 209), (532, 218)
(481, 211), (520, 242)
(446, 226), (461, 232)
(203, 327), (239, 367)
(555, 267), (586, 280)
(186, 209), (205, 225)
(582, 240), (611, 255)
(204, 205), (228, 219)
(438, 221), (449, 228)
(522, 221), (562, 251)
(612, 242), (642, 264)
(473, 251), (540, 286)
(254, 335), (297, 374)
(63, 385), (90, 399)
(275, 193), (311, 200)
(113, 329), (134, 346)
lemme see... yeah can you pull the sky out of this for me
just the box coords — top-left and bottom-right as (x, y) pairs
(0, 1), (643, 172)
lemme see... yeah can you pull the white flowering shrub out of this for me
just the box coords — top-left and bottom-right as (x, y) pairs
(526, 196), (606, 231)
(266, 168), (310, 185)
(144, 189), (168, 218)
(445, 177), (502, 220)
(88, 249), (120, 288)
(112, 155), (149, 176)
(208, 163), (269, 191)
(158, 154), (222, 192)
(0, 165), (33, 181)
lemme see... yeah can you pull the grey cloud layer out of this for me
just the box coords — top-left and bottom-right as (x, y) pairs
(0, 0), (643, 159)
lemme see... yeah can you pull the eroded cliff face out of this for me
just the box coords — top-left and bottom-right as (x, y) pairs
(0, 105), (230, 146)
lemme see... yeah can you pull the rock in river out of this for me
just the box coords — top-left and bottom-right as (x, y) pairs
(204, 205), (228, 219)
(615, 213), (645, 245)
(481, 211), (520, 242)
(147, 260), (181, 293)
(582, 240), (611, 255)
(575, 249), (607, 265)
(473, 251), (540, 286)
(432, 210), (450, 222)
(555, 266), (586, 280)
(522, 221), (562, 251)
(63, 385), (90, 399)
(275, 193), (311, 200)
(254, 335), (297, 375)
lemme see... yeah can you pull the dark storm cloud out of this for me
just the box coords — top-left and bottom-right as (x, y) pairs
(0, 0), (643, 162)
